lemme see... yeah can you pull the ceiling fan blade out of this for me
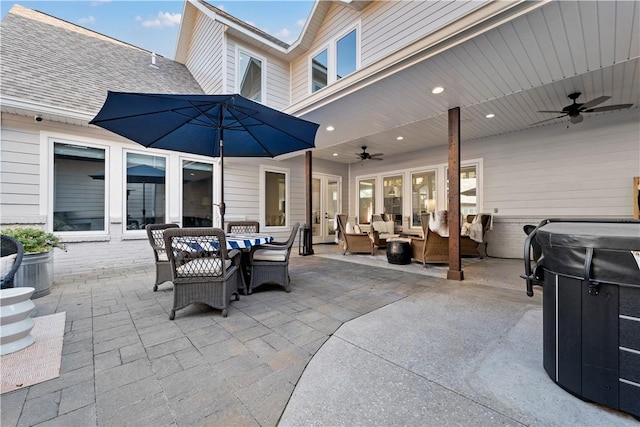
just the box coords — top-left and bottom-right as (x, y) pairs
(570, 114), (584, 124)
(584, 103), (633, 113)
(529, 114), (568, 126)
(580, 95), (610, 110)
(369, 153), (384, 157)
(536, 110), (565, 114)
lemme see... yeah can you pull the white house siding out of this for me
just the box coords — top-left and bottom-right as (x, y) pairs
(0, 116), (41, 221)
(183, 12), (225, 93)
(348, 109), (640, 259)
(224, 36), (290, 110)
(290, 0), (489, 104)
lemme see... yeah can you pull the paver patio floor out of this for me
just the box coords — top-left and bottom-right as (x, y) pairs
(3, 245), (637, 426)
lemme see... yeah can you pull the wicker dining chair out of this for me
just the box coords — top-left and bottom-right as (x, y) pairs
(247, 222), (300, 294)
(227, 221), (260, 234)
(146, 223), (180, 291)
(163, 227), (242, 319)
(1, 235), (24, 289)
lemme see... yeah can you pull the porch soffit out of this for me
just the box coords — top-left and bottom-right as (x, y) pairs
(298, 0), (640, 164)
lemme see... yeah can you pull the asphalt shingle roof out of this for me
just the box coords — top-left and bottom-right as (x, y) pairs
(1, 5), (204, 116)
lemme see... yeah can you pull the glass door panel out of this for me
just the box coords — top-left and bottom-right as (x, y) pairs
(411, 171), (436, 229)
(312, 174), (341, 243)
(383, 175), (403, 226)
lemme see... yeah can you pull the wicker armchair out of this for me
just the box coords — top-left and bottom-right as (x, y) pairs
(248, 223), (300, 294)
(227, 221), (260, 234)
(1, 235), (24, 289)
(146, 223), (180, 291)
(163, 227), (241, 319)
(336, 215), (374, 255)
(411, 213), (491, 265)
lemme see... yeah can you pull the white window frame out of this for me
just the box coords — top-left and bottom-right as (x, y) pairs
(355, 158), (483, 228)
(236, 46), (266, 104)
(122, 149), (169, 235)
(308, 45), (330, 94)
(46, 134), (110, 237)
(308, 22), (360, 94)
(334, 25), (360, 81)
(179, 156), (216, 228)
(259, 165), (290, 230)
(355, 175), (377, 224)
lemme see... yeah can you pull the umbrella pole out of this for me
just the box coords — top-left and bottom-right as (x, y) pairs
(142, 182), (146, 228)
(220, 136), (226, 228)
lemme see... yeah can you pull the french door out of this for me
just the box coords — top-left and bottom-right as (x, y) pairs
(312, 174), (341, 243)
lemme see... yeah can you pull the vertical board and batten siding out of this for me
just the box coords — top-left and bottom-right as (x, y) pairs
(349, 110), (640, 258)
(290, 0), (489, 104)
(0, 119), (41, 219)
(183, 13), (225, 93)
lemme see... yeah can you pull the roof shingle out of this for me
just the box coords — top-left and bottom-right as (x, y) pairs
(1, 5), (204, 116)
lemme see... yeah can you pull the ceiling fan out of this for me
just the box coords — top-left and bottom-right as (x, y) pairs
(356, 145), (384, 162)
(530, 92), (633, 126)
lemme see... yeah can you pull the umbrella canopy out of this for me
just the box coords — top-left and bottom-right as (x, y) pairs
(89, 92), (319, 225)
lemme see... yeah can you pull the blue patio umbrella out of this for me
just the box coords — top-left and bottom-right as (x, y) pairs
(89, 92), (319, 225)
(90, 164), (166, 227)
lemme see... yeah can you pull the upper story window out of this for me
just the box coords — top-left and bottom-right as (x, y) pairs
(311, 49), (328, 92)
(238, 49), (263, 102)
(336, 29), (357, 80)
(310, 26), (359, 93)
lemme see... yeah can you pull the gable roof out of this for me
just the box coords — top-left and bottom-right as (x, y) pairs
(176, 0), (343, 63)
(0, 5), (203, 124)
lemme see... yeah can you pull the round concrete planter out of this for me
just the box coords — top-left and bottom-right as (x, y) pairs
(14, 250), (54, 298)
(0, 287), (36, 355)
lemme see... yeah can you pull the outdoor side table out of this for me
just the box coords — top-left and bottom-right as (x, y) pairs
(386, 239), (412, 265)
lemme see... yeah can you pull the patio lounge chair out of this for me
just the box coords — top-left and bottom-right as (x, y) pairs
(248, 223), (300, 294)
(227, 221), (260, 234)
(411, 213), (491, 265)
(336, 214), (374, 255)
(1, 235), (24, 289)
(163, 227), (241, 319)
(146, 223), (180, 291)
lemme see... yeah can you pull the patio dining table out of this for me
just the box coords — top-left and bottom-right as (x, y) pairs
(225, 233), (273, 250)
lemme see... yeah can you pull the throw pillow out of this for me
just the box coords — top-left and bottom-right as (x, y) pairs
(372, 221), (386, 233)
(345, 222), (354, 234)
(429, 210), (449, 237)
(353, 224), (362, 234)
(0, 254), (17, 277)
(385, 219), (396, 234)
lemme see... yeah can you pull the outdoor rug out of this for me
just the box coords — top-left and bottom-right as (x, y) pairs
(1, 312), (66, 394)
(314, 252), (484, 279)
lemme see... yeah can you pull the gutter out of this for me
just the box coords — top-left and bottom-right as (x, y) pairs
(1, 96), (95, 125)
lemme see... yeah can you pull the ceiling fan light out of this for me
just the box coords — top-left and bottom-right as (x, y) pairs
(570, 114), (584, 124)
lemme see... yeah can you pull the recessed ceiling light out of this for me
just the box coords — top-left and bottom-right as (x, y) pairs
(396, 136), (403, 141)
(332, 153), (338, 156)
(485, 113), (495, 118)
(326, 125), (335, 131)
(432, 86), (445, 94)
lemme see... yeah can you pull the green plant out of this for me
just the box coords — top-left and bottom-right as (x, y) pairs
(2, 227), (66, 253)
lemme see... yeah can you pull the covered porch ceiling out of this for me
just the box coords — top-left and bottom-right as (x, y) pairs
(296, 1), (639, 164)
